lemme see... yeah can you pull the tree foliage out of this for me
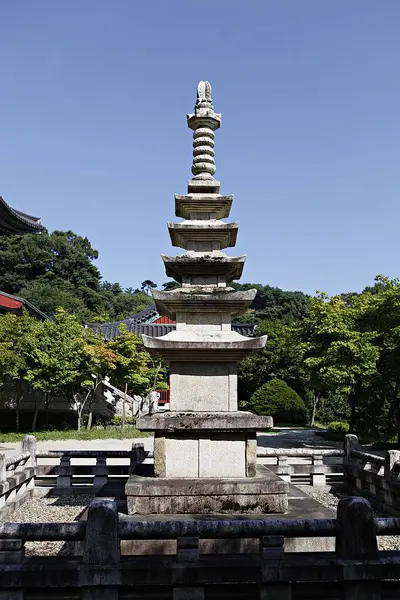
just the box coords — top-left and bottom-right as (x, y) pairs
(108, 325), (165, 396)
(0, 231), (153, 321)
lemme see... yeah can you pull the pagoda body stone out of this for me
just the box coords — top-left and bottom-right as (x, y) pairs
(126, 81), (288, 514)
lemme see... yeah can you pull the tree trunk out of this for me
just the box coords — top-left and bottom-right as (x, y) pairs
(86, 410), (93, 431)
(45, 394), (50, 430)
(14, 380), (21, 433)
(122, 383), (128, 431)
(15, 403), (20, 433)
(77, 409), (82, 432)
(311, 391), (319, 426)
(31, 393), (45, 432)
(349, 395), (357, 434)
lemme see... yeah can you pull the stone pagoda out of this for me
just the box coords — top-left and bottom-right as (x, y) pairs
(126, 82), (288, 514)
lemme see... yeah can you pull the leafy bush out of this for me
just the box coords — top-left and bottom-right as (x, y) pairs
(249, 378), (307, 424)
(327, 421), (349, 433)
(316, 420), (350, 441)
(110, 415), (136, 426)
(316, 394), (350, 425)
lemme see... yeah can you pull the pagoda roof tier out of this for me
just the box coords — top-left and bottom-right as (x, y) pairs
(168, 220), (238, 249)
(142, 330), (267, 362)
(137, 412), (273, 432)
(161, 254), (246, 283)
(152, 288), (256, 319)
(175, 193), (233, 219)
(0, 196), (44, 235)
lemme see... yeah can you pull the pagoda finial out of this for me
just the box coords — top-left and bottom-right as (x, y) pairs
(187, 81), (221, 186)
(196, 81), (213, 110)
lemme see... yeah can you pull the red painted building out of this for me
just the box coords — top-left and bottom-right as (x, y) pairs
(0, 291), (48, 320)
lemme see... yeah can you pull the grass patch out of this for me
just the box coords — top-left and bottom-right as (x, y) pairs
(0, 426), (150, 443)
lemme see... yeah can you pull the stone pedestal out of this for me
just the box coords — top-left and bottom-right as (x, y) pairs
(126, 466), (288, 515)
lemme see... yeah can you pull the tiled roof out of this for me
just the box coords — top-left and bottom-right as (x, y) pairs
(0, 197), (44, 235)
(86, 305), (256, 341)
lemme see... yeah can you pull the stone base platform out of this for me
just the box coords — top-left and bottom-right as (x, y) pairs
(125, 465), (288, 515)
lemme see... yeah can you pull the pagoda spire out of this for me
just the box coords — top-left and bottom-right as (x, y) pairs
(187, 81), (221, 191)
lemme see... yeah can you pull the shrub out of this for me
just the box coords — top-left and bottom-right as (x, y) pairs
(316, 420), (350, 441)
(110, 415), (136, 426)
(249, 378), (307, 424)
(327, 421), (349, 433)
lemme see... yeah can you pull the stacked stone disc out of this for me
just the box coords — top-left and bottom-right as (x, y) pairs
(125, 82), (288, 514)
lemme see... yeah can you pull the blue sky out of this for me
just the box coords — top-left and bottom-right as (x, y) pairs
(1, 1), (399, 296)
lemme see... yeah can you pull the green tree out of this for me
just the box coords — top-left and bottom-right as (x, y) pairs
(238, 320), (306, 402)
(19, 279), (91, 321)
(0, 312), (38, 431)
(233, 283), (310, 324)
(141, 280), (157, 295)
(108, 326), (167, 428)
(300, 291), (379, 429)
(162, 281), (180, 291)
(0, 230), (101, 296)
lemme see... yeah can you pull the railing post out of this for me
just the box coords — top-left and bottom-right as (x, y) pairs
(80, 499), (120, 600)
(0, 539), (25, 565)
(384, 450), (400, 480)
(311, 454), (326, 486)
(173, 588), (204, 600)
(276, 456), (292, 482)
(259, 535), (284, 559)
(57, 456), (72, 488)
(344, 434), (358, 462)
(336, 496), (381, 600)
(177, 537), (199, 562)
(259, 584), (292, 600)
(21, 435), (37, 468)
(0, 454), (6, 511)
(130, 442), (145, 474)
(94, 457), (108, 488)
(21, 435), (37, 493)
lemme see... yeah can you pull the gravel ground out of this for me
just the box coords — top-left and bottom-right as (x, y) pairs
(5, 494), (92, 556)
(299, 485), (400, 551)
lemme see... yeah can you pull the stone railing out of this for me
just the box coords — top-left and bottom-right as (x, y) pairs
(0, 437), (147, 514)
(0, 436), (36, 517)
(344, 433), (400, 515)
(0, 496), (399, 599)
(258, 448), (344, 486)
(36, 443), (147, 489)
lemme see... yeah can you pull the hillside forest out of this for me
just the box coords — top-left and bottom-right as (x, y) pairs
(1, 230), (400, 444)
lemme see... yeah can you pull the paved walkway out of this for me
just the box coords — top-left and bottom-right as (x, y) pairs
(257, 427), (343, 450)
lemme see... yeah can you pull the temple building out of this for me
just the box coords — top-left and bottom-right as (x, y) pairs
(0, 291), (48, 320)
(0, 196), (44, 235)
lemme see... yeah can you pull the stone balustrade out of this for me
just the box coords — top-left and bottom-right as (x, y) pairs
(344, 434), (400, 515)
(258, 448), (344, 486)
(0, 436), (36, 516)
(0, 496), (399, 599)
(35, 443), (146, 489)
(0, 438), (147, 514)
